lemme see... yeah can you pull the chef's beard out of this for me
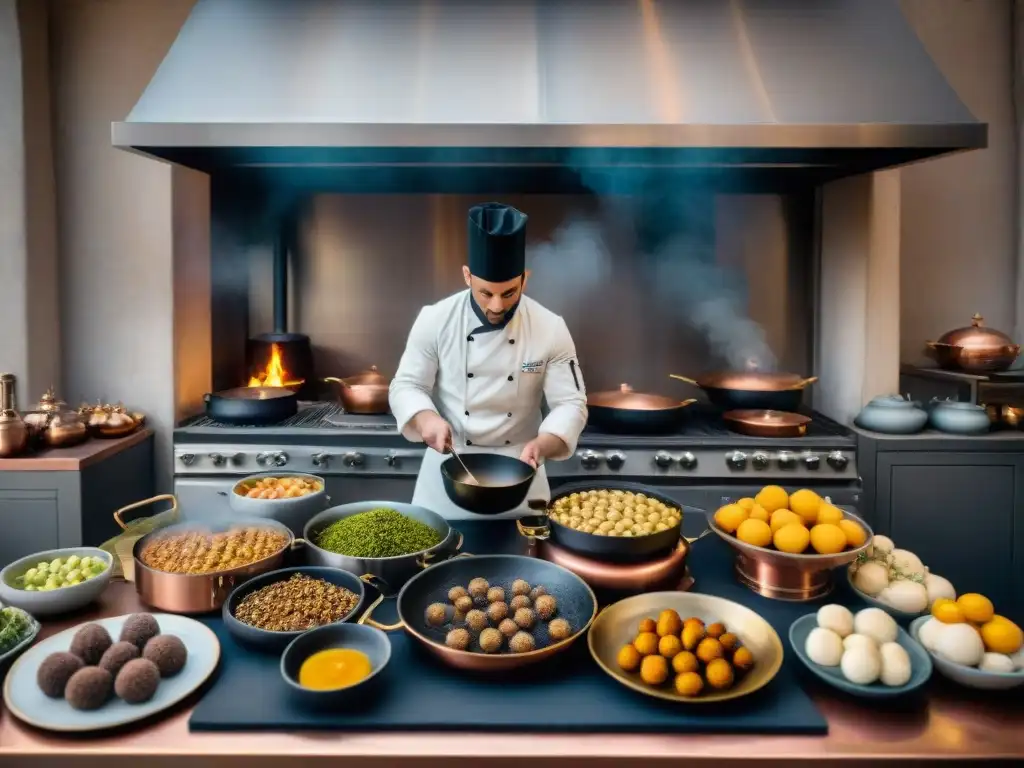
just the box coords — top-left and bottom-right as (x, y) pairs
(485, 310), (507, 324)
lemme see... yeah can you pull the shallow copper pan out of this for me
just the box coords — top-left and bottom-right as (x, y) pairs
(324, 365), (390, 414)
(723, 410), (811, 438)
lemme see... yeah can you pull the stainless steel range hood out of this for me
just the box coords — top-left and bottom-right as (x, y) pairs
(112, 0), (986, 189)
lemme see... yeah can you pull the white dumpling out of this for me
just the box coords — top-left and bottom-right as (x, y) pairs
(978, 653), (1015, 673)
(877, 581), (929, 614)
(869, 535), (895, 557)
(934, 623), (985, 667)
(879, 642), (912, 686)
(854, 608), (898, 645)
(841, 645), (882, 685)
(805, 627), (844, 667)
(1009, 647), (1024, 671)
(852, 561), (889, 597)
(816, 604), (854, 638)
(916, 617), (944, 653)
(923, 573), (956, 606)
(843, 633), (877, 653)
(889, 549), (925, 580)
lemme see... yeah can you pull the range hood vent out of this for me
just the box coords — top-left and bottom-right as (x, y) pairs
(113, 0), (986, 191)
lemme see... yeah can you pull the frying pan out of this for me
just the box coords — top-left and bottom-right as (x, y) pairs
(519, 481), (689, 563)
(203, 387), (297, 425)
(670, 372), (817, 412)
(586, 384), (696, 434)
(358, 554), (598, 672)
(723, 410), (811, 438)
(440, 453), (535, 515)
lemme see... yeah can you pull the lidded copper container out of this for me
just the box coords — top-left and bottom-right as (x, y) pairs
(324, 365), (390, 414)
(926, 314), (1020, 373)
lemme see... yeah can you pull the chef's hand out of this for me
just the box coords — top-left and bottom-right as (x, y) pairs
(520, 433), (567, 469)
(411, 410), (452, 454)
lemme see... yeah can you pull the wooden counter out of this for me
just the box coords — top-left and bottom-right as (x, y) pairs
(0, 429), (153, 472)
(1, 581), (1022, 768)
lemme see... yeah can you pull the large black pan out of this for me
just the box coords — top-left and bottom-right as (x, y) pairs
(670, 372), (817, 412)
(520, 481), (687, 563)
(358, 554), (598, 672)
(586, 384), (696, 435)
(203, 386), (297, 425)
(441, 453), (535, 515)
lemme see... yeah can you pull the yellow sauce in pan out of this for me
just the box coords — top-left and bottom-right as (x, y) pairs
(298, 648), (373, 690)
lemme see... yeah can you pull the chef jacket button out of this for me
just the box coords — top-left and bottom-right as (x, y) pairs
(507, 412), (512, 417)
(468, 373), (474, 378)
(467, 335), (474, 342)
(466, 440), (473, 446)
(509, 339), (515, 344)
(505, 440), (511, 445)
(507, 375), (514, 381)
(464, 411), (469, 416)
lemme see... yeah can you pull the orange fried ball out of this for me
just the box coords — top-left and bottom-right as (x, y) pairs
(640, 654), (670, 686)
(617, 644), (642, 672)
(656, 610), (683, 637)
(674, 671), (704, 697)
(671, 651), (699, 675)
(658, 634), (683, 659)
(704, 658), (735, 690)
(732, 646), (755, 672)
(633, 631), (659, 656)
(696, 637), (724, 664)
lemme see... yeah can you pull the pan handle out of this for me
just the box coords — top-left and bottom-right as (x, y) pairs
(669, 374), (699, 386)
(356, 573), (404, 632)
(678, 398), (697, 407)
(113, 494), (179, 530)
(418, 529), (465, 568)
(323, 377), (350, 388)
(516, 516), (551, 540)
(794, 376), (819, 389)
(685, 527), (714, 545)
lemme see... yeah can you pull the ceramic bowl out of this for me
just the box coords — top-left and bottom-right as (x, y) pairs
(909, 616), (1024, 691)
(845, 568), (927, 623)
(280, 622), (392, 709)
(227, 472), (330, 533)
(0, 548), (113, 617)
(854, 397), (928, 434)
(223, 566), (367, 653)
(789, 613), (932, 698)
(0, 608), (40, 677)
(927, 401), (991, 435)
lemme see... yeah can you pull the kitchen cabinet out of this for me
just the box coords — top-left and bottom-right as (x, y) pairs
(856, 428), (1024, 622)
(0, 431), (154, 566)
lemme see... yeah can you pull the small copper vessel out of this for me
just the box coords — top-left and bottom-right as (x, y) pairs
(0, 374), (28, 458)
(926, 313), (1020, 372)
(324, 365), (390, 414)
(722, 409), (811, 438)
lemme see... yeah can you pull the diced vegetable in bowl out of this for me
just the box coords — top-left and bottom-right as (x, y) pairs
(0, 548), (113, 617)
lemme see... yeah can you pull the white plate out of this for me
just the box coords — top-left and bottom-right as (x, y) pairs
(3, 613), (220, 732)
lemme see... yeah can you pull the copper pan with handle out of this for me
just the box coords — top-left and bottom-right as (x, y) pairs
(670, 371), (817, 412)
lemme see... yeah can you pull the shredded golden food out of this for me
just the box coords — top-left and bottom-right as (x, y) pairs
(232, 574), (360, 632)
(233, 475), (323, 499)
(139, 527), (289, 574)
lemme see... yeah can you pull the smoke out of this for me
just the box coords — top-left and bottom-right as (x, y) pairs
(525, 216), (614, 309)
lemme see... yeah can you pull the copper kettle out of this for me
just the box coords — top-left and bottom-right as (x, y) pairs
(0, 373), (28, 458)
(324, 365), (391, 414)
(25, 387), (89, 448)
(926, 314), (1020, 373)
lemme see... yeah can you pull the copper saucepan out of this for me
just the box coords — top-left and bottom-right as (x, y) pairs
(722, 410), (811, 438)
(670, 371), (817, 412)
(324, 365), (390, 414)
(587, 383), (696, 434)
(925, 314), (1021, 373)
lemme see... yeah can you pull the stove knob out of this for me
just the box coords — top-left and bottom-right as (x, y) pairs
(777, 451), (796, 470)
(179, 453), (196, 467)
(311, 452), (332, 468)
(679, 451), (697, 470)
(605, 451), (626, 470)
(827, 451), (848, 471)
(386, 451), (400, 467)
(726, 451), (747, 470)
(752, 452), (770, 470)
(580, 450), (603, 470)
(804, 454), (821, 470)
(342, 451), (365, 468)
(208, 453), (226, 467)
(227, 452), (244, 466)
(654, 451), (674, 469)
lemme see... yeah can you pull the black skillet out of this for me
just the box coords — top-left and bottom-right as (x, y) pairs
(586, 383), (696, 435)
(203, 386), (298, 425)
(440, 453), (535, 515)
(670, 372), (818, 412)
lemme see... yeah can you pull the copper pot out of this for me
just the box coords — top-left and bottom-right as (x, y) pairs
(587, 383), (696, 434)
(926, 314), (1020, 373)
(0, 373), (28, 458)
(985, 404), (1024, 429)
(324, 365), (390, 414)
(129, 515), (296, 614)
(670, 371), (817, 411)
(722, 409), (811, 438)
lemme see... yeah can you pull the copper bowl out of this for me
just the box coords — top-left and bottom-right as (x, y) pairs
(131, 518), (296, 614)
(722, 409), (811, 438)
(926, 314), (1021, 373)
(708, 508), (874, 602)
(324, 366), (390, 414)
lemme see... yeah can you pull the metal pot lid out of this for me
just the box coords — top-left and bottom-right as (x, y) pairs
(677, 371), (818, 392)
(722, 409), (812, 427)
(344, 365), (389, 387)
(934, 314), (1016, 349)
(31, 387), (67, 413)
(588, 384), (692, 411)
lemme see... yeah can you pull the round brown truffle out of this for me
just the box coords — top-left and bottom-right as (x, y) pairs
(509, 631), (536, 653)
(535, 594), (558, 620)
(478, 627), (503, 654)
(511, 579), (531, 597)
(69, 623), (113, 666)
(486, 601), (508, 623)
(65, 666), (113, 711)
(509, 594), (532, 611)
(513, 607), (536, 630)
(142, 634), (188, 678)
(486, 586), (505, 604)
(425, 602), (448, 627)
(114, 658), (161, 704)
(445, 628), (471, 651)
(467, 577), (489, 598)
(453, 595), (474, 614)
(498, 618), (518, 637)
(98, 641), (140, 678)
(447, 586), (468, 603)
(464, 609), (488, 633)
(119, 613), (161, 651)
(36, 651), (84, 698)
(548, 617), (572, 641)
(529, 585), (548, 601)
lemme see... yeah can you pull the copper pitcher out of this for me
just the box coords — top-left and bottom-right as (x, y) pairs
(0, 373), (28, 458)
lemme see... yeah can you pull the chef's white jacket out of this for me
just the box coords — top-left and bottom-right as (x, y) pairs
(389, 290), (588, 519)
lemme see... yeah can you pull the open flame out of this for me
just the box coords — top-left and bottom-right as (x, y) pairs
(248, 343), (304, 388)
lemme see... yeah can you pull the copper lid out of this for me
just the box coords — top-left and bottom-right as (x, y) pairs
(588, 384), (689, 411)
(344, 365), (389, 387)
(934, 314), (1016, 349)
(696, 372), (818, 392)
(723, 409), (811, 428)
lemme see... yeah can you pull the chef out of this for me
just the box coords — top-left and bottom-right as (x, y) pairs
(389, 202), (589, 518)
